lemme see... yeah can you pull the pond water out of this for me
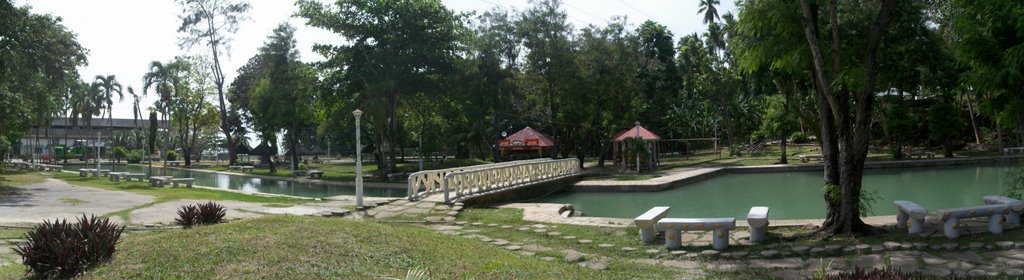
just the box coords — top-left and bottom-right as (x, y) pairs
(539, 164), (1019, 220)
(65, 164), (406, 198)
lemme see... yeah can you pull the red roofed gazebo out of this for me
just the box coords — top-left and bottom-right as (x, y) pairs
(613, 122), (662, 171)
(499, 127), (555, 160)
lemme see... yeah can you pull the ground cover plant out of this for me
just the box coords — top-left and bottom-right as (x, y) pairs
(175, 201), (227, 228)
(14, 215), (124, 278)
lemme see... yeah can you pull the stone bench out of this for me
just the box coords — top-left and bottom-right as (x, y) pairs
(798, 154), (824, 163)
(228, 165), (243, 171)
(308, 170), (324, 179)
(108, 172), (129, 182)
(1003, 147), (1024, 155)
(125, 173), (147, 182)
(78, 169), (110, 177)
(937, 204), (1011, 238)
(46, 164), (62, 172)
(983, 195), (1023, 225)
(171, 178), (194, 188)
(634, 206), (671, 243)
(908, 152), (935, 159)
(657, 218), (736, 250)
(149, 176), (173, 187)
(747, 206), (770, 242)
(240, 166), (253, 172)
(894, 200), (928, 234)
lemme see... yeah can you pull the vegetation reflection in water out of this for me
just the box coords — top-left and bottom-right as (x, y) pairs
(541, 164), (1015, 220)
(65, 165), (406, 198)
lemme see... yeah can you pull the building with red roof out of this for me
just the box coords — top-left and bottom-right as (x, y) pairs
(612, 122), (661, 170)
(498, 127), (555, 160)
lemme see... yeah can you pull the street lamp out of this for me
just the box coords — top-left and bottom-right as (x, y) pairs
(95, 132), (101, 177)
(353, 108), (364, 209)
(635, 121), (641, 173)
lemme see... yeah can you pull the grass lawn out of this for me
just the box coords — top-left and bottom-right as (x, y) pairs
(77, 215), (666, 279)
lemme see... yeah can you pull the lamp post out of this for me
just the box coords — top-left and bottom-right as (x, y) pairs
(353, 109), (364, 209)
(95, 132), (101, 178)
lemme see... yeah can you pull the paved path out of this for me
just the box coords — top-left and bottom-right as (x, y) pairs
(0, 179), (153, 224)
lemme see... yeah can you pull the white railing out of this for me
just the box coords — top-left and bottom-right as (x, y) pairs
(407, 158), (554, 200)
(443, 158), (580, 203)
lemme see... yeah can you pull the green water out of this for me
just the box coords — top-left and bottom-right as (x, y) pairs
(540, 164), (1018, 220)
(65, 164), (406, 198)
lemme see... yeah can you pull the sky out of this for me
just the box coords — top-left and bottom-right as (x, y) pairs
(20, 0), (736, 120)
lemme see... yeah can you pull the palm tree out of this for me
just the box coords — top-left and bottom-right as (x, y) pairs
(142, 60), (183, 164)
(128, 87), (144, 129)
(94, 75), (124, 133)
(697, 0), (720, 24)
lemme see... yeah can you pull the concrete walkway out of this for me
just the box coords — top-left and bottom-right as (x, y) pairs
(0, 179), (153, 224)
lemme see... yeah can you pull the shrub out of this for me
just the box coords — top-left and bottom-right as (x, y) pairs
(791, 131), (809, 144)
(176, 201), (226, 228)
(165, 150), (178, 161)
(823, 268), (912, 280)
(113, 146), (128, 163)
(14, 215), (125, 278)
(126, 149), (145, 164)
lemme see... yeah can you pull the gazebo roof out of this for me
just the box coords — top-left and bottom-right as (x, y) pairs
(499, 126), (555, 148)
(233, 143), (252, 155)
(612, 124), (662, 142)
(285, 144), (324, 156)
(249, 141), (274, 156)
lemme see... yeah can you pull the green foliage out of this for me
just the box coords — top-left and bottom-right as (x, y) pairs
(165, 150), (178, 161)
(824, 184), (880, 217)
(821, 267), (913, 280)
(755, 94), (797, 141)
(14, 215), (124, 278)
(928, 101), (964, 141)
(1005, 163), (1024, 200)
(148, 111), (158, 154)
(126, 149), (145, 164)
(790, 131), (809, 144)
(113, 146), (128, 162)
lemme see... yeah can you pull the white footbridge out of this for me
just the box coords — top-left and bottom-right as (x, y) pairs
(407, 158), (581, 203)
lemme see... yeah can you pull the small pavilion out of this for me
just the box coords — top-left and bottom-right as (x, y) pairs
(498, 127), (555, 160)
(250, 141), (274, 167)
(233, 143), (252, 163)
(612, 122), (662, 170)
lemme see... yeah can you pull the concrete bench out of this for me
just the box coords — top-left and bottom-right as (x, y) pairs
(171, 178), (194, 188)
(634, 206), (671, 243)
(78, 169), (110, 177)
(228, 165), (243, 171)
(292, 170), (307, 176)
(108, 172), (129, 182)
(937, 204), (1011, 238)
(46, 164), (62, 172)
(125, 173), (147, 182)
(167, 161), (183, 166)
(747, 206), (770, 242)
(308, 170), (324, 179)
(894, 200), (928, 234)
(1003, 147), (1024, 155)
(149, 176), (173, 187)
(240, 166), (253, 172)
(657, 218), (736, 250)
(908, 152), (935, 159)
(983, 195), (1023, 225)
(799, 154), (824, 163)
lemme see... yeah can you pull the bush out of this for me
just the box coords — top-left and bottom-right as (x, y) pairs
(791, 131), (810, 144)
(14, 215), (125, 278)
(823, 268), (912, 280)
(126, 149), (145, 164)
(176, 201), (227, 228)
(113, 146), (128, 163)
(165, 150), (178, 161)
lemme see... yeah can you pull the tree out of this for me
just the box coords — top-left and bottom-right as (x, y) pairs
(518, 0), (576, 158)
(248, 23), (317, 173)
(297, 0), (464, 175)
(176, 0), (251, 165)
(698, 0), (721, 24)
(93, 75), (123, 133)
(148, 110), (157, 175)
(797, 0), (901, 235)
(928, 100), (965, 158)
(170, 57), (218, 166)
(755, 94), (798, 163)
(142, 60), (187, 163)
(128, 87), (144, 129)
(881, 96), (914, 159)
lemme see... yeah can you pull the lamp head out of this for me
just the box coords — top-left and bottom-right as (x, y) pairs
(352, 108), (363, 117)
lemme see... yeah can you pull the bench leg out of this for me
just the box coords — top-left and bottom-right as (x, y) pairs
(712, 229), (730, 250)
(664, 229), (682, 249)
(989, 214), (1004, 234)
(943, 218), (960, 239)
(639, 227), (657, 243)
(749, 223), (767, 242)
(896, 211), (908, 229)
(1007, 211), (1021, 226)
(909, 218), (924, 234)
(186, 182), (192, 188)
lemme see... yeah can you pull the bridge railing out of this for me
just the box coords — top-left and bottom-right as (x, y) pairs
(407, 158), (554, 200)
(443, 158), (580, 203)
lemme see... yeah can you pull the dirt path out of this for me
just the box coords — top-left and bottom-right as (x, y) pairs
(0, 179), (154, 224)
